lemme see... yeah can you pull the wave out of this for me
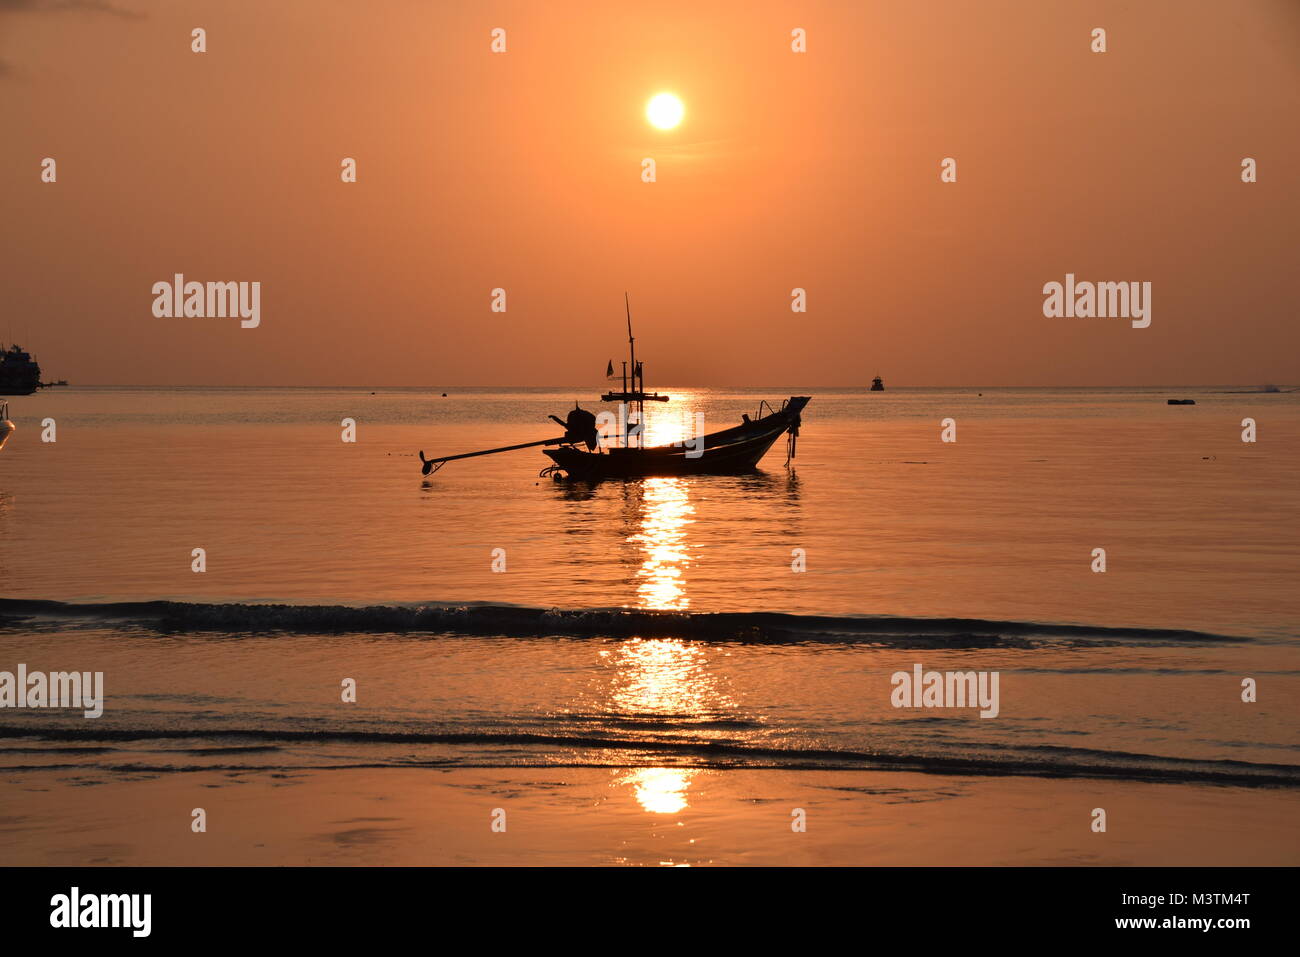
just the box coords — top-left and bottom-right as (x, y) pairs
(0, 598), (1248, 646)
(0, 723), (1293, 788)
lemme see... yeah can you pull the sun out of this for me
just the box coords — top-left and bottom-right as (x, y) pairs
(646, 92), (684, 130)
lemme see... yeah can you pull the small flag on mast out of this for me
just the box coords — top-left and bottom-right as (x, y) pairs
(606, 360), (614, 378)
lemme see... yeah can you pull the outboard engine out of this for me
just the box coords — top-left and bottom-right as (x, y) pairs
(549, 403), (599, 450)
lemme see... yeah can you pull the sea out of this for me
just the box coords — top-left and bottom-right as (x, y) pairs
(0, 386), (1296, 790)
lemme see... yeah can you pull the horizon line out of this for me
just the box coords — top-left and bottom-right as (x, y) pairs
(29, 382), (1297, 391)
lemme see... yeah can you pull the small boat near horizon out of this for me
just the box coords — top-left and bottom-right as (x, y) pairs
(419, 297), (810, 481)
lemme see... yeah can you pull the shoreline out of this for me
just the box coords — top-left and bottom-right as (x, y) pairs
(4, 766), (1295, 867)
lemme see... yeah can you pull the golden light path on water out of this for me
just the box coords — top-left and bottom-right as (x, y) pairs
(610, 637), (718, 716)
(624, 767), (691, 814)
(607, 637), (736, 819)
(636, 401), (695, 449)
(607, 405), (719, 824)
(628, 477), (695, 610)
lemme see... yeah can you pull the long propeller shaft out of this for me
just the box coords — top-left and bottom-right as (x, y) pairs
(420, 437), (563, 475)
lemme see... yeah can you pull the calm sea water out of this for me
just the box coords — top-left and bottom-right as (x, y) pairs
(0, 386), (1296, 788)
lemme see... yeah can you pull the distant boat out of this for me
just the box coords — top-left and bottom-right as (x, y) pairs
(0, 344), (41, 396)
(870, 375), (884, 391)
(419, 296), (810, 481)
(1167, 398), (1196, 405)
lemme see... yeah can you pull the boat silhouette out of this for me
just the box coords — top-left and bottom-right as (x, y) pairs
(419, 297), (810, 481)
(0, 344), (41, 396)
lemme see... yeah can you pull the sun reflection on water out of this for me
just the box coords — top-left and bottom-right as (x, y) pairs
(604, 637), (736, 816)
(623, 767), (692, 814)
(638, 406), (695, 448)
(628, 477), (694, 610)
(602, 467), (734, 819)
(609, 637), (723, 715)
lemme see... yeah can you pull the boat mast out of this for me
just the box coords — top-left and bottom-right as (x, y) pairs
(599, 295), (667, 439)
(625, 292), (642, 448)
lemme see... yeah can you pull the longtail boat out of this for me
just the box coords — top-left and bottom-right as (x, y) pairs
(419, 297), (810, 481)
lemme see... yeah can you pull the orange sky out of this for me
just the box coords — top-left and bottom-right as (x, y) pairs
(2, 0), (1297, 386)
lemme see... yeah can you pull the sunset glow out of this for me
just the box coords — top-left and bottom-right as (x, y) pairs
(2, 0), (1296, 899)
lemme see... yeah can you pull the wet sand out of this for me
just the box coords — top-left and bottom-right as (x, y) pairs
(4, 768), (1295, 866)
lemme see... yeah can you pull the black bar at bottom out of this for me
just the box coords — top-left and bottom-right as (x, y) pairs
(0, 865), (1286, 943)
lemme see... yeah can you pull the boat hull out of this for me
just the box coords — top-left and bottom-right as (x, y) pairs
(543, 396), (810, 480)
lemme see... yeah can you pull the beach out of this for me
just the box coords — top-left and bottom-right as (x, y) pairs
(6, 767), (1296, 867)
